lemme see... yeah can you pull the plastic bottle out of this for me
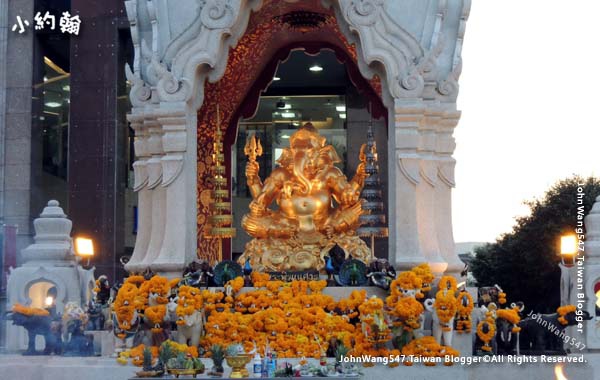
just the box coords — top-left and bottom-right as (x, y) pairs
(266, 351), (274, 378)
(253, 352), (262, 378)
(261, 357), (268, 378)
(271, 352), (277, 375)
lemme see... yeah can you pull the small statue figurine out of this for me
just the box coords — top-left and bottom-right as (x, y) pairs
(182, 260), (214, 288)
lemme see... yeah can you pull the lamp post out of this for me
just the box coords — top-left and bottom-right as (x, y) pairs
(74, 236), (95, 266)
(559, 234), (577, 306)
(560, 234), (577, 268)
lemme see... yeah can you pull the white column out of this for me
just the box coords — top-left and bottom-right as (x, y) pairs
(585, 196), (600, 348)
(391, 100), (427, 270)
(416, 106), (446, 275)
(151, 105), (193, 277)
(125, 110), (152, 272)
(140, 110), (166, 268)
(435, 109), (463, 276)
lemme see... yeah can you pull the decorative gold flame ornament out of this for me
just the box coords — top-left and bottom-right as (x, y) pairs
(238, 123), (371, 271)
(205, 106), (236, 262)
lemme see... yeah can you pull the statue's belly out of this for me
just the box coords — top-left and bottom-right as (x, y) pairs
(279, 190), (330, 231)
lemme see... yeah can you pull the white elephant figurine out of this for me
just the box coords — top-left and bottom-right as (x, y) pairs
(167, 297), (205, 347)
(425, 295), (456, 347)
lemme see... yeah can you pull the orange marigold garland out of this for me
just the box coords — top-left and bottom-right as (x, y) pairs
(438, 276), (457, 293)
(251, 272), (270, 288)
(145, 305), (167, 333)
(434, 290), (457, 332)
(411, 263), (435, 293)
(455, 290), (474, 333)
(401, 336), (459, 366)
(476, 318), (496, 352)
(498, 292), (507, 305)
(497, 308), (521, 333)
(114, 282), (139, 336)
(12, 303), (50, 317)
(388, 296), (424, 331)
(557, 305), (576, 325)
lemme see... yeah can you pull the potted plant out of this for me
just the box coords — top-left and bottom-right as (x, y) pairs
(335, 344), (349, 374)
(135, 346), (164, 377)
(208, 344), (225, 377)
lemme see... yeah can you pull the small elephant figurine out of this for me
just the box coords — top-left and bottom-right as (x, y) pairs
(6, 311), (62, 355)
(425, 292), (457, 347)
(519, 308), (592, 354)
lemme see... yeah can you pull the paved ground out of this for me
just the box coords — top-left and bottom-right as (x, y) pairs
(0, 354), (597, 380)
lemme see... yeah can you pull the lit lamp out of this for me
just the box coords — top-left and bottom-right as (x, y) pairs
(560, 234), (577, 268)
(45, 296), (54, 307)
(75, 236), (95, 266)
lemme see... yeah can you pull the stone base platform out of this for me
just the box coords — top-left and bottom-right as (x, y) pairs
(0, 354), (596, 380)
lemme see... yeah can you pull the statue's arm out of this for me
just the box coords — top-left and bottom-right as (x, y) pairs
(349, 161), (367, 192)
(327, 167), (359, 206)
(246, 161), (263, 199)
(250, 169), (286, 215)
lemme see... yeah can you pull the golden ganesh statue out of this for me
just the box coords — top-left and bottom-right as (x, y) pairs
(238, 123), (371, 271)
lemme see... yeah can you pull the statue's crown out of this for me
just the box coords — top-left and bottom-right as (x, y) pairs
(289, 123), (326, 149)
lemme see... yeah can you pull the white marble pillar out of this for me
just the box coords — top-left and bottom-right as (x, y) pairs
(140, 110), (166, 268)
(417, 107), (446, 275)
(151, 105), (193, 277)
(391, 100), (427, 270)
(585, 195), (600, 348)
(125, 110), (152, 272)
(435, 109), (463, 276)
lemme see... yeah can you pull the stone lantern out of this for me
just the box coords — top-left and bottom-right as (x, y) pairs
(5, 200), (95, 351)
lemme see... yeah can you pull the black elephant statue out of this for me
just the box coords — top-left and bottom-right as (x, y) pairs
(519, 309), (592, 354)
(6, 312), (62, 355)
(366, 259), (396, 290)
(182, 260), (215, 288)
(95, 275), (112, 305)
(63, 319), (94, 356)
(496, 317), (518, 355)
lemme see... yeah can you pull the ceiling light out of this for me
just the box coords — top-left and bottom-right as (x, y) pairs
(292, 122), (300, 126)
(339, 113), (346, 119)
(309, 65), (323, 72)
(336, 105), (346, 112)
(281, 134), (290, 139)
(281, 112), (295, 118)
(276, 101), (291, 109)
(63, 85), (70, 91)
(43, 76), (48, 82)
(45, 101), (62, 108)
(273, 76), (281, 81)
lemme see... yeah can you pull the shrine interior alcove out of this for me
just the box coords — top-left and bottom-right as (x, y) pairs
(195, 3), (391, 264)
(229, 49), (389, 261)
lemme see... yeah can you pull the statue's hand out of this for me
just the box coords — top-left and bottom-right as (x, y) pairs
(324, 224), (335, 239)
(245, 161), (260, 185)
(356, 162), (366, 179)
(341, 185), (360, 205)
(249, 200), (266, 217)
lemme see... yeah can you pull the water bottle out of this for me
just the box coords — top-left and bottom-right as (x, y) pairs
(253, 352), (262, 378)
(261, 357), (268, 378)
(271, 352), (277, 375)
